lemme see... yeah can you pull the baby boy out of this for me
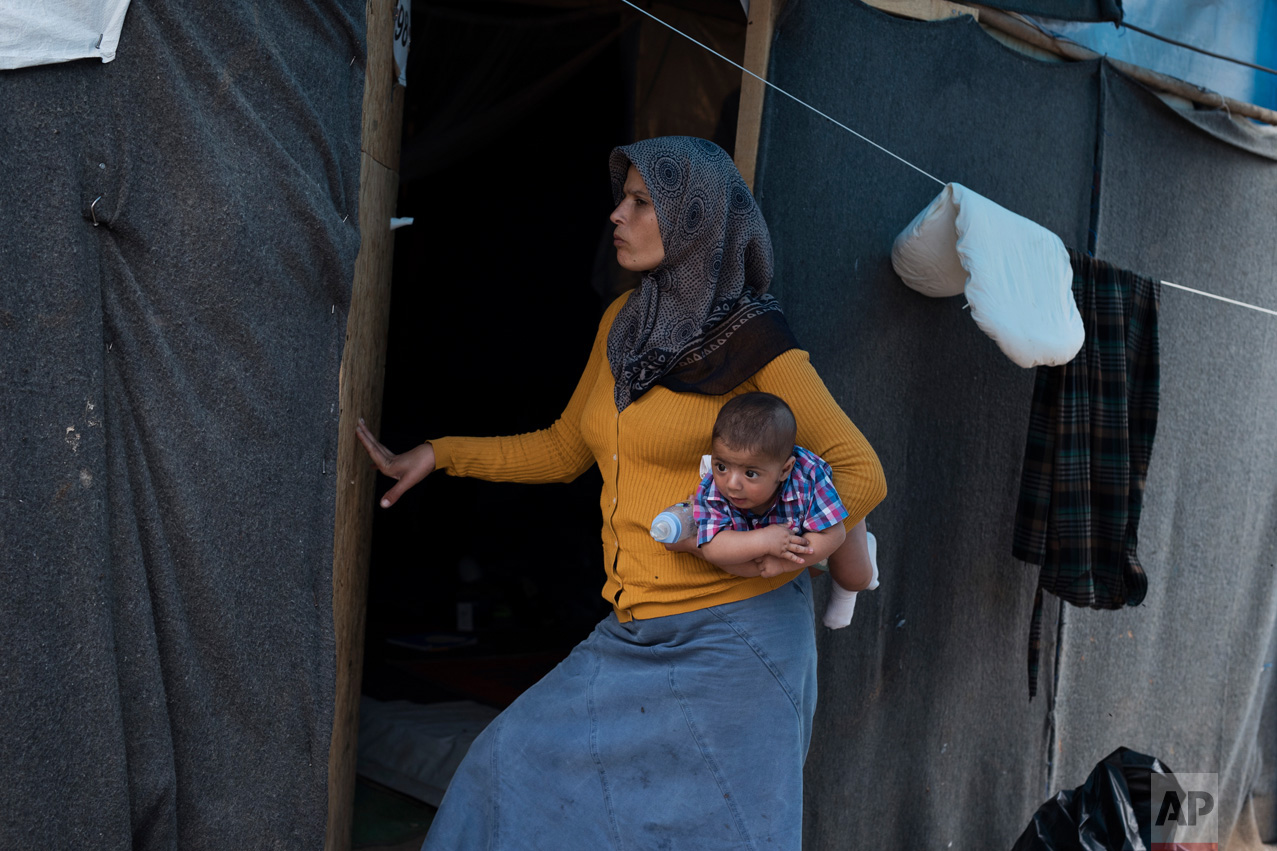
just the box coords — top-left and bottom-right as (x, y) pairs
(666, 392), (878, 627)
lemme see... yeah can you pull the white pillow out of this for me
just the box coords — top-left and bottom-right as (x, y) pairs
(891, 183), (1084, 368)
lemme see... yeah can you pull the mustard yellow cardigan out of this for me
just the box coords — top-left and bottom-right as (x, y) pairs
(431, 293), (886, 621)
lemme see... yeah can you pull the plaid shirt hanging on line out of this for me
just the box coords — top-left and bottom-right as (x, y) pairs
(1013, 249), (1161, 699)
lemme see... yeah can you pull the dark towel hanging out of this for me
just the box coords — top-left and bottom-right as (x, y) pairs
(1013, 249), (1161, 699)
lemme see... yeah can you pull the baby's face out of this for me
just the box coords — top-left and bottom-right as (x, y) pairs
(709, 439), (795, 514)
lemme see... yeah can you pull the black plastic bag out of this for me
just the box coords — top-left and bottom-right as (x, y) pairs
(1012, 747), (1181, 851)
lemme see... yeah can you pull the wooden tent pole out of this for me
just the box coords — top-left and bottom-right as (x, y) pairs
(325, 1), (405, 849)
(863, 0), (978, 20)
(734, 0), (784, 189)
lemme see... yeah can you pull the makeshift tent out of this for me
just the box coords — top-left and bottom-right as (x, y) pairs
(5, 0), (1276, 848)
(755, 0), (1277, 846)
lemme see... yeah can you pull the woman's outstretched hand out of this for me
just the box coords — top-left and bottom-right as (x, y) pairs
(355, 417), (436, 508)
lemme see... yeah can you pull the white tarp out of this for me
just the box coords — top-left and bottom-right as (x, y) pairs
(0, 0), (131, 70)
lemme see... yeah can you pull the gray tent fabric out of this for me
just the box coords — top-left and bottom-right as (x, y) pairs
(758, 1), (1098, 846)
(1145, 99), (1277, 165)
(757, 0), (1275, 847)
(0, 0), (364, 847)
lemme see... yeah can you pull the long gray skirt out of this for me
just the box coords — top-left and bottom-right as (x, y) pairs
(422, 572), (818, 850)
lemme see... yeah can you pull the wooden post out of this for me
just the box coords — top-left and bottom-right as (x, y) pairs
(860, 0), (978, 22)
(324, 1), (405, 849)
(733, 0), (781, 190)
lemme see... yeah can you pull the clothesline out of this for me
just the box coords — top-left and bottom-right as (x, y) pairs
(1160, 280), (1277, 317)
(616, 0), (1277, 321)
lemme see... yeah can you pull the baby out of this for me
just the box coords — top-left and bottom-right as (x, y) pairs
(666, 392), (879, 628)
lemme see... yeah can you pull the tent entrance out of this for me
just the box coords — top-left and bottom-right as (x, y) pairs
(359, 0), (746, 722)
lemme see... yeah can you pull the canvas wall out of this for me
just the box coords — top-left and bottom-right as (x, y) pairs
(0, 1), (365, 847)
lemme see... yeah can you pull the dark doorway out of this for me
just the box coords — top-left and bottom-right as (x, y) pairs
(361, 0), (747, 710)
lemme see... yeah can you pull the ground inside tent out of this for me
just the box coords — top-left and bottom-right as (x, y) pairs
(352, 779), (436, 850)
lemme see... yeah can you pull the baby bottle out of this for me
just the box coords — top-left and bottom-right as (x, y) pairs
(650, 502), (697, 544)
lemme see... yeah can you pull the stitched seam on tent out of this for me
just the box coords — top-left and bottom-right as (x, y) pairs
(1089, 63), (1107, 258)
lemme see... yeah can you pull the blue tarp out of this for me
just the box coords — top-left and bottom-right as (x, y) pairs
(1037, 0), (1277, 110)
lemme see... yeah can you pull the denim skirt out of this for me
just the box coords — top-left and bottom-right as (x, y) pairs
(422, 572), (817, 851)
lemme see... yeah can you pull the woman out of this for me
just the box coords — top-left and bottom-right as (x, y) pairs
(356, 136), (886, 849)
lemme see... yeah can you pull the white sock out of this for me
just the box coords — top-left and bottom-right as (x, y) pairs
(822, 530), (880, 629)
(822, 584), (859, 629)
(866, 531), (880, 590)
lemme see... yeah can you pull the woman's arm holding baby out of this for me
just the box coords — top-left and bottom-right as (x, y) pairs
(667, 524), (838, 578)
(662, 536), (768, 577)
(665, 527), (806, 576)
(700, 525), (810, 567)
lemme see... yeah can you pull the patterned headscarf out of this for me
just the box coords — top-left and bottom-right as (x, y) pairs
(606, 136), (796, 411)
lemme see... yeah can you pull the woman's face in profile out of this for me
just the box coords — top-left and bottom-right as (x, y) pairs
(610, 164), (665, 272)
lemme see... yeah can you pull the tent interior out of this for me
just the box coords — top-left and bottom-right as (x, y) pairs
(359, 0), (748, 710)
